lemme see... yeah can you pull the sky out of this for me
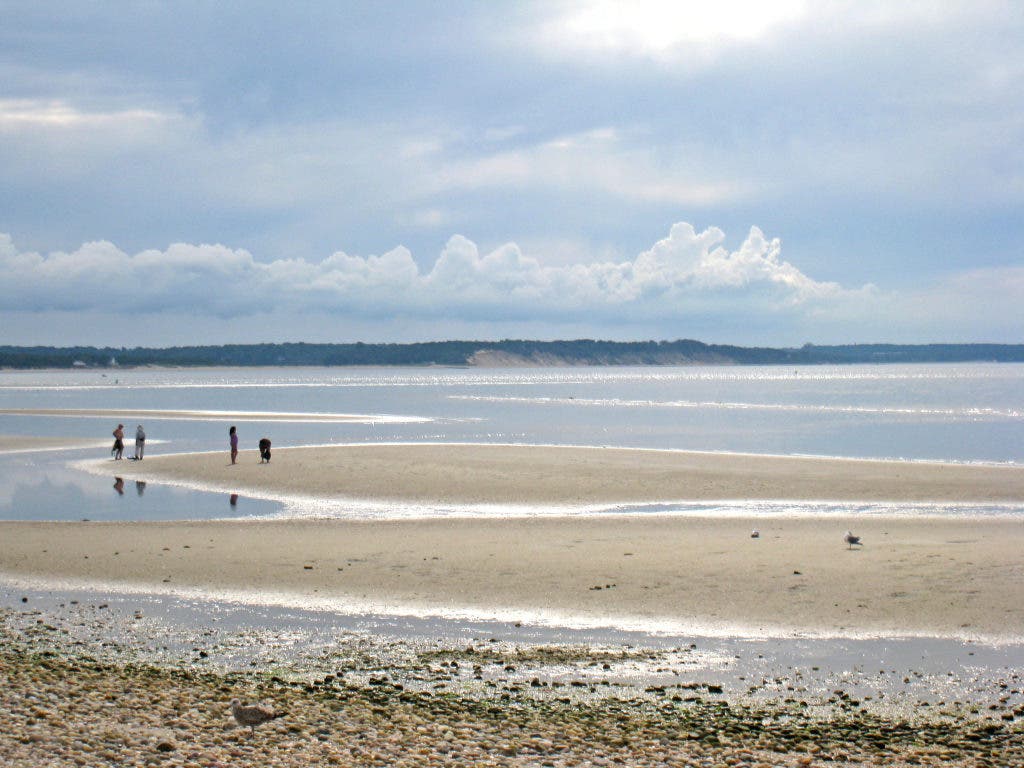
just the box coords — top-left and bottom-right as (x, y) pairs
(1, 0), (1021, 347)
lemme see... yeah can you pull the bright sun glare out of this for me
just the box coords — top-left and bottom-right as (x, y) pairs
(558, 0), (806, 54)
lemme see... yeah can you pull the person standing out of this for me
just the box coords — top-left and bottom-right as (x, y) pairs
(135, 424), (146, 460)
(229, 426), (239, 465)
(258, 437), (271, 463)
(112, 424), (124, 460)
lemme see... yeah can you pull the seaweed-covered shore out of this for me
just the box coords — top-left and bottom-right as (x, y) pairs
(3, 599), (1023, 768)
(5, 639), (1022, 767)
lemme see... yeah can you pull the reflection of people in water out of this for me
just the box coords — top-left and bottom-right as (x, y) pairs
(135, 480), (146, 497)
(113, 477), (125, 495)
(229, 493), (238, 507)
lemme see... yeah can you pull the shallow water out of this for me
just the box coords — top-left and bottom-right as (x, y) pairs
(0, 446), (283, 521)
(0, 363), (1021, 521)
(3, 582), (1021, 713)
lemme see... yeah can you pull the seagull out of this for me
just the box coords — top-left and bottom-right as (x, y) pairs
(844, 531), (863, 549)
(230, 698), (284, 734)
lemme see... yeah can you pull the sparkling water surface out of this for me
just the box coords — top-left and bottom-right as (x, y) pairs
(1, 363), (1021, 521)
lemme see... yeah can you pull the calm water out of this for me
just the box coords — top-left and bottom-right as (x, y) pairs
(1, 363), (1021, 521)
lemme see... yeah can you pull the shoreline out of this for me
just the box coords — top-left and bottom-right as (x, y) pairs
(3, 514), (1023, 641)
(94, 442), (1024, 506)
(4, 576), (1024, 766)
(5, 444), (1024, 764)
(5, 613), (1020, 768)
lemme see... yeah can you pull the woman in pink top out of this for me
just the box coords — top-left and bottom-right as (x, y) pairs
(229, 425), (238, 464)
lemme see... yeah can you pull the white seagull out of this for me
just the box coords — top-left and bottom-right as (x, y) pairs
(230, 698), (284, 734)
(844, 531), (863, 549)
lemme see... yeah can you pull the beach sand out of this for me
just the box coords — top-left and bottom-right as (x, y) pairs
(8, 443), (1022, 638)
(4, 442), (1024, 765)
(3, 515), (1023, 639)
(100, 442), (1024, 505)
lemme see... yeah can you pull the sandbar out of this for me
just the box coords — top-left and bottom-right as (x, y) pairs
(2, 515), (1023, 639)
(0, 435), (107, 454)
(103, 443), (1024, 505)
(0, 408), (418, 423)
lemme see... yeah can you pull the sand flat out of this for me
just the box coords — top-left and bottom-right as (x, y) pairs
(8, 442), (1024, 638)
(0, 436), (108, 454)
(0, 408), (413, 423)
(104, 442), (1024, 505)
(2, 515), (1023, 639)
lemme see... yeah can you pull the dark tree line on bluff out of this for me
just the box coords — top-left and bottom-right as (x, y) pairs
(1, 340), (1022, 369)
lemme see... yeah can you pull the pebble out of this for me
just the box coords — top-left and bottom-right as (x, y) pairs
(2, 607), (1021, 768)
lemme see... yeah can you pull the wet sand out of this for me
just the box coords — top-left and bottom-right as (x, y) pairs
(102, 442), (1024, 505)
(3, 515), (1023, 639)
(22, 443), (1024, 638)
(0, 435), (108, 454)
(5, 444), (1024, 765)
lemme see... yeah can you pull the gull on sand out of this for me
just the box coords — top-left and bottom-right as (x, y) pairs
(844, 531), (863, 549)
(230, 698), (284, 734)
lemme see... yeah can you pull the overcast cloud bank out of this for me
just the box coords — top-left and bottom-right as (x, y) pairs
(1, 2), (1021, 345)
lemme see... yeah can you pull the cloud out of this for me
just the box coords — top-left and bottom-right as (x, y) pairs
(534, 0), (995, 64)
(395, 208), (448, 228)
(3, 221), (1021, 345)
(0, 99), (174, 130)
(539, 0), (807, 61)
(0, 97), (200, 187)
(0, 223), (870, 329)
(896, 265), (1024, 342)
(3, 2), (1020, 282)
(429, 128), (749, 206)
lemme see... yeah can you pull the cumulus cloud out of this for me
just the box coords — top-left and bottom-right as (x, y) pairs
(0, 224), (872, 330)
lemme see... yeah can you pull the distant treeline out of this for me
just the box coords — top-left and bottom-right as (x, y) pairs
(1, 340), (1023, 369)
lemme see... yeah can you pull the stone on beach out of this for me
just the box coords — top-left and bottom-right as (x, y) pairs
(3, 608), (1024, 768)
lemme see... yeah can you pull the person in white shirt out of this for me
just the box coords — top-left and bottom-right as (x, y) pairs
(134, 424), (146, 460)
